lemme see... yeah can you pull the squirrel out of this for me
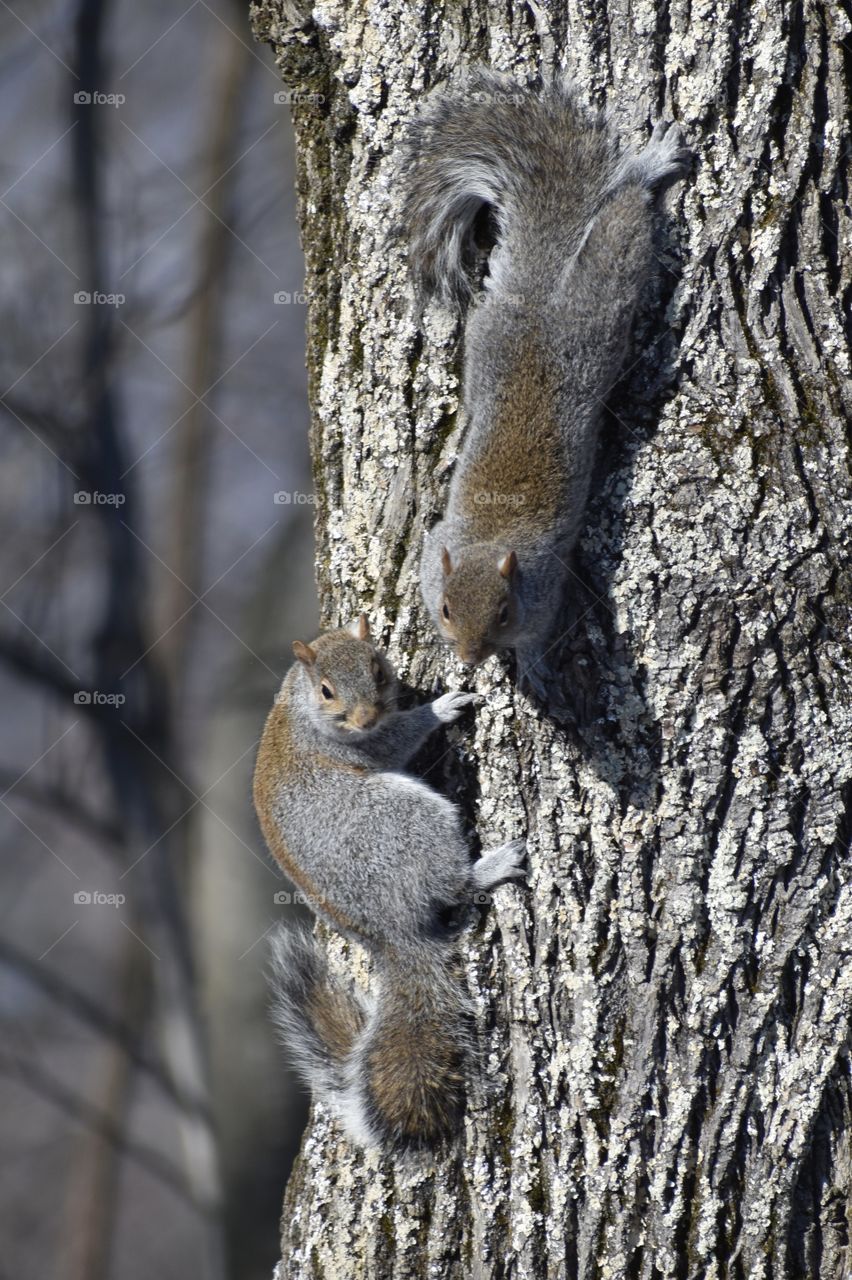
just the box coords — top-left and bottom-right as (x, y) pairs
(253, 614), (526, 1152)
(402, 69), (691, 687)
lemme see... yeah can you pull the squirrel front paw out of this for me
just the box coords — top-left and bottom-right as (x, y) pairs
(432, 691), (477, 724)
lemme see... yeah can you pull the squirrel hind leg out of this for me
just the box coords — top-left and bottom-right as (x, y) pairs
(351, 954), (470, 1152)
(641, 120), (693, 188)
(472, 839), (527, 891)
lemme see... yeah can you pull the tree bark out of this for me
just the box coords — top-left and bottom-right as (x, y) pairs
(250, 2), (852, 1276)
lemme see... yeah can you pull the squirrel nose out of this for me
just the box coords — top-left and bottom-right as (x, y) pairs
(458, 646), (482, 666)
(352, 703), (380, 729)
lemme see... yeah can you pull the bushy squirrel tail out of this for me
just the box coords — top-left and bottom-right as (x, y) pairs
(269, 926), (469, 1152)
(400, 68), (618, 307)
(268, 924), (367, 1101)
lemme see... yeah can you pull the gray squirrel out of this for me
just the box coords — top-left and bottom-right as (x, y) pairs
(254, 615), (526, 1151)
(403, 70), (691, 685)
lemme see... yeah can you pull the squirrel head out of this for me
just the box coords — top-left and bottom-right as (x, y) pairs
(437, 546), (521, 665)
(291, 614), (398, 735)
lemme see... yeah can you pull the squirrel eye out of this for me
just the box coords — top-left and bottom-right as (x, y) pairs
(497, 602), (509, 626)
(320, 682), (334, 701)
(373, 663), (385, 686)
(441, 602), (450, 621)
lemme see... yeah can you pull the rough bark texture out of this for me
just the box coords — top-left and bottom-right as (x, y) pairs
(250, 2), (852, 1276)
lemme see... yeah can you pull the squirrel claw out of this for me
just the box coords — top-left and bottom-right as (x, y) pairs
(473, 839), (528, 891)
(640, 120), (692, 187)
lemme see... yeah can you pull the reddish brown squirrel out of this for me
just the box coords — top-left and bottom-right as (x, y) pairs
(254, 616), (526, 1151)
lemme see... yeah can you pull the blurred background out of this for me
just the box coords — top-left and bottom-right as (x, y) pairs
(0, 1), (319, 1276)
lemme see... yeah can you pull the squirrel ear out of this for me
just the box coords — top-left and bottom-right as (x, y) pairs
(498, 550), (518, 580)
(292, 640), (317, 667)
(441, 547), (453, 577)
(348, 613), (371, 641)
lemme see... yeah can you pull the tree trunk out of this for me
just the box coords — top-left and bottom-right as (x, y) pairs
(249, 2), (852, 1275)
